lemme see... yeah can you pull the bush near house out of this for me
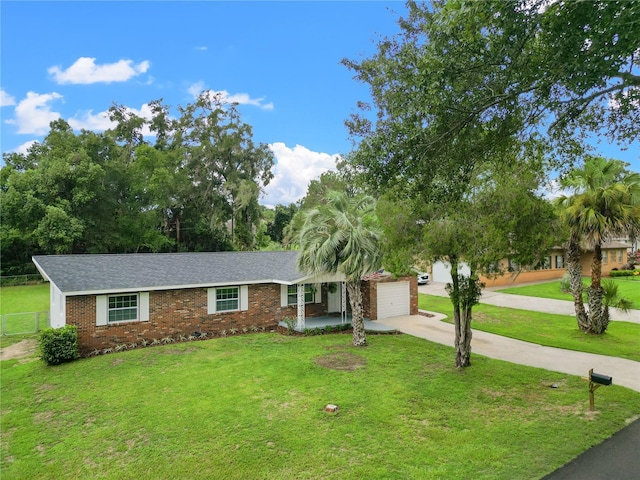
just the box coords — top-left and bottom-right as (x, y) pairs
(610, 269), (638, 277)
(39, 325), (79, 365)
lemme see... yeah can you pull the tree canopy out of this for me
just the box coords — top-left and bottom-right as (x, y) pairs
(1, 92), (274, 275)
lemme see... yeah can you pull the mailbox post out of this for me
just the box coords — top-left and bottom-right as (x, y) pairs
(588, 368), (613, 411)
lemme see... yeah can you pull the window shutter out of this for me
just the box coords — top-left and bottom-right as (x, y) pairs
(281, 284), (289, 307)
(139, 292), (149, 321)
(314, 283), (321, 303)
(207, 288), (217, 314)
(240, 285), (249, 311)
(96, 295), (107, 326)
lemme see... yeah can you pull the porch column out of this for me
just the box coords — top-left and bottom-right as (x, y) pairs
(341, 281), (347, 324)
(297, 283), (305, 330)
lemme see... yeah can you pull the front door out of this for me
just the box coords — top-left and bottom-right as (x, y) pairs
(327, 285), (341, 313)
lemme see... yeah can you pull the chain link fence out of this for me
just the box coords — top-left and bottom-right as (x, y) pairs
(1, 311), (50, 336)
(0, 275), (45, 287)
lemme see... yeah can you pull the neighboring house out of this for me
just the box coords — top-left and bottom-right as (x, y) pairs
(430, 241), (630, 287)
(33, 252), (417, 353)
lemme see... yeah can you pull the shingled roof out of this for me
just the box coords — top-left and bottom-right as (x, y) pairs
(33, 251), (310, 294)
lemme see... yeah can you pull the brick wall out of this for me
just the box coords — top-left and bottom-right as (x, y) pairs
(66, 283), (331, 354)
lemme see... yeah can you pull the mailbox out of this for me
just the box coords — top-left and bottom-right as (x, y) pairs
(590, 372), (613, 386)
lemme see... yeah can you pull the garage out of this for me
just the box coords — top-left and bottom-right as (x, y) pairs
(377, 281), (410, 319)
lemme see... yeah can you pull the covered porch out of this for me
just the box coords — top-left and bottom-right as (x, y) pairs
(278, 314), (398, 333)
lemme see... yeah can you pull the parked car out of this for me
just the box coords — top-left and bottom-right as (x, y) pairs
(417, 273), (430, 285)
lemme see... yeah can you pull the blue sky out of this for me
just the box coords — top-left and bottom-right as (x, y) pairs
(1, 1), (638, 207)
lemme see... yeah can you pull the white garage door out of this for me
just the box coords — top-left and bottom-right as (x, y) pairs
(432, 261), (472, 284)
(377, 282), (410, 319)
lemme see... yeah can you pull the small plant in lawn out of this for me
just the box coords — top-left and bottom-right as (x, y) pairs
(250, 325), (259, 333)
(114, 344), (127, 352)
(161, 337), (175, 344)
(229, 328), (238, 335)
(303, 328), (312, 336)
(178, 334), (188, 342)
(39, 325), (79, 365)
(219, 330), (227, 337)
(88, 349), (101, 357)
(102, 347), (113, 355)
(140, 339), (149, 347)
(324, 325), (334, 334)
(242, 327), (248, 334)
(200, 332), (208, 339)
(128, 342), (138, 350)
(559, 274), (571, 293)
(151, 338), (161, 346)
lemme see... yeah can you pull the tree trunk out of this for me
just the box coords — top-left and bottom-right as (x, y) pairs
(346, 281), (367, 347)
(565, 234), (589, 331)
(455, 305), (473, 368)
(588, 243), (607, 333)
(445, 256), (478, 368)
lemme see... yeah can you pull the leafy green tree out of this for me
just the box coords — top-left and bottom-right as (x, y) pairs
(267, 203), (299, 244)
(297, 191), (382, 347)
(343, 0), (562, 366)
(556, 157), (640, 333)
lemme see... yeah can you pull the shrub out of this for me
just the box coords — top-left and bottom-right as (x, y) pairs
(610, 270), (636, 277)
(39, 325), (79, 365)
(559, 274), (571, 293)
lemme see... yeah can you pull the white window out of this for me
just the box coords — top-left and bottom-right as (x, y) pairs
(96, 292), (149, 326)
(207, 286), (248, 314)
(108, 294), (138, 323)
(602, 251), (608, 264)
(287, 284), (314, 305)
(618, 250), (623, 263)
(555, 255), (564, 269)
(216, 287), (239, 312)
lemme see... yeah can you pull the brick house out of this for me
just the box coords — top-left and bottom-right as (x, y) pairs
(33, 252), (417, 354)
(430, 241), (631, 287)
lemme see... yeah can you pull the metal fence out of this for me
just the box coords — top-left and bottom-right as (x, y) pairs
(1, 311), (50, 336)
(0, 274), (45, 287)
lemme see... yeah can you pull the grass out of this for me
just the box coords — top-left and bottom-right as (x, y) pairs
(0, 284), (49, 314)
(420, 294), (640, 361)
(0, 284), (50, 347)
(496, 276), (640, 309)
(2, 333), (640, 479)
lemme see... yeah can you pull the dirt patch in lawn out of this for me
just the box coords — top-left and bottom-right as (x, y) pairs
(315, 351), (367, 371)
(0, 339), (38, 361)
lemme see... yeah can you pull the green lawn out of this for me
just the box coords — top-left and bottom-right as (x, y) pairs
(2, 333), (640, 479)
(420, 294), (640, 361)
(0, 283), (50, 314)
(496, 277), (640, 309)
(0, 284), (50, 346)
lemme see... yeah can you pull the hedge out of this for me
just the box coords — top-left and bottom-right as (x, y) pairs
(610, 270), (638, 277)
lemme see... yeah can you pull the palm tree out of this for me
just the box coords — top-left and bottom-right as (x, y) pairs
(297, 191), (382, 346)
(557, 157), (640, 333)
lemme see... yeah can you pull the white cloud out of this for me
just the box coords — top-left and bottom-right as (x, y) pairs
(68, 103), (155, 136)
(1, 89), (16, 107)
(262, 143), (340, 207)
(188, 83), (274, 110)
(195, 46), (208, 51)
(67, 110), (114, 132)
(14, 139), (38, 154)
(48, 57), (150, 84)
(5, 91), (62, 134)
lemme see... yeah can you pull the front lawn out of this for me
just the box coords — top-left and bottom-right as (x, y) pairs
(420, 294), (640, 361)
(2, 334), (639, 479)
(496, 277), (640, 309)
